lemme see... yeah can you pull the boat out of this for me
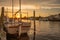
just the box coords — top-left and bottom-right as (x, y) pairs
(0, 0), (31, 40)
(4, 22), (20, 34)
(21, 22), (31, 33)
(4, 20), (31, 34)
(0, 7), (31, 40)
(4, 19), (31, 40)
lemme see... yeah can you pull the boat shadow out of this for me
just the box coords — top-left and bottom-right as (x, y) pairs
(19, 33), (30, 40)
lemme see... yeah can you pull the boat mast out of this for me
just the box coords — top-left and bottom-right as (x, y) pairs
(12, 0), (14, 23)
(6, 8), (8, 22)
(18, 0), (22, 36)
(27, 12), (28, 22)
(19, 0), (22, 22)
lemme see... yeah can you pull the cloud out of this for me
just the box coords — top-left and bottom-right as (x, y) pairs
(0, 0), (19, 7)
(50, 0), (60, 4)
(21, 0), (58, 5)
(40, 4), (60, 9)
(0, 0), (60, 9)
(21, 0), (60, 9)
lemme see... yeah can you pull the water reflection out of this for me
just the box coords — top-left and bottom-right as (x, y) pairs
(49, 22), (60, 36)
(30, 21), (60, 36)
(28, 20), (60, 40)
(2, 20), (60, 40)
(19, 33), (29, 40)
(6, 33), (18, 40)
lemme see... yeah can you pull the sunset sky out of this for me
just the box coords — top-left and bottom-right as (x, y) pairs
(0, 0), (60, 17)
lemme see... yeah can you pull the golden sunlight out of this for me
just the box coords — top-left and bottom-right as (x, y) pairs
(7, 13), (12, 18)
(5, 5), (40, 18)
(16, 13), (20, 18)
(6, 5), (40, 10)
(21, 5), (40, 9)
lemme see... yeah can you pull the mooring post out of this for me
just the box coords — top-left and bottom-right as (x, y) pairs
(33, 10), (36, 40)
(0, 7), (6, 40)
(1, 7), (6, 31)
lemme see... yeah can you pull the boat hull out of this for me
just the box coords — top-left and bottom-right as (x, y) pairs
(21, 22), (31, 33)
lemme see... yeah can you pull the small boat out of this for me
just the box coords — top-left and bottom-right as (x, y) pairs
(21, 22), (31, 33)
(4, 22), (20, 34)
(4, 21), (31, 34)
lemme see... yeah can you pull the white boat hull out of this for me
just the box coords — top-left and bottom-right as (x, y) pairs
(4, 22), (31, 34)
(21, 22), (31, 33)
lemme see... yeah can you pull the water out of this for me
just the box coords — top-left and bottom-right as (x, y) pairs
(28, 20), (60, 40)
(1, 20), (60, 40)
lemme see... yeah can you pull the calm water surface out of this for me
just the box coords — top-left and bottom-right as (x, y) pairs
(2, 20), (60, 40)
(27, 20), (60, 40)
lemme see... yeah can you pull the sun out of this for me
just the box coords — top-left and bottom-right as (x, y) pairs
(5, 5), (40, 18)
(16, 13), (20, 18)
